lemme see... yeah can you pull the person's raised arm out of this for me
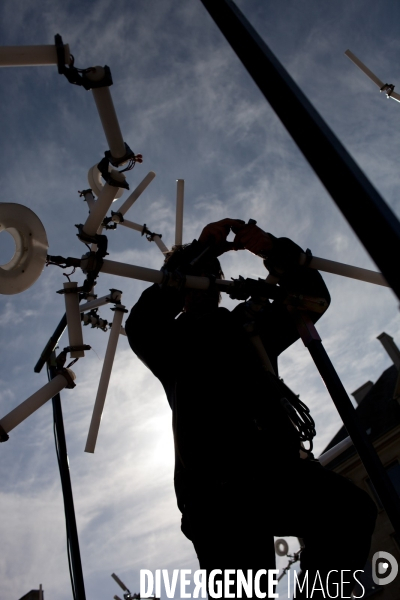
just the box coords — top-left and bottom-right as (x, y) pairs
(232, 222), (330, 361)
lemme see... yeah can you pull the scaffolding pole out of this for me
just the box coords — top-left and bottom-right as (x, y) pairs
(199, 0), (400, 300)
(48, 354), (86, 600)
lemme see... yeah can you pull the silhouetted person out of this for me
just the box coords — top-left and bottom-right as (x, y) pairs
(126, 219), (377, 599)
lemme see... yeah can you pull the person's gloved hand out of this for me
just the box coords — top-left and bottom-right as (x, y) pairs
(198, 218), (245, 256)
(232, 222), (274, 257)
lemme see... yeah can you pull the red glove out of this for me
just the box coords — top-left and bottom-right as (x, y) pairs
(233, 222), (274, 257)
(198, 218), (245, 255)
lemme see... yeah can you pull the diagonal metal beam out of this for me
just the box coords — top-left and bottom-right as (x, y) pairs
(48, 355), (87, 600)
(199, 0), (400, 300)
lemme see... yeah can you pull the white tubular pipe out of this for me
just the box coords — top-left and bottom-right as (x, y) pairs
(83, 190), (96, 211)
(300, 254), (388, 287)
(118, 171), (156, 216)
(79, 290), (121, 313)
(0, 44), (71, 67)
(83, 180), (124, 237)
(112, 573), (129, 591)
(79, 295), (112, 313)
(0, 370), (75, 434)
(85, 307), (125, 453)
(86, 66), (126, 159)
(175, 179), (184, 246)
(118, 220), (143, 233)
(318, 436), (353, 467)
(82, 190), (99, 251)
(119, 220), (169, 254)
(64, 282), (85, 358)
(153, 235), (169, 254)
(92, 87), (125, 159)
(101, 260), (163, 284)
(90, 224), (105, 254)
(344, 50), (384, 89)
(101, 259), (227, 290)
(101, 253), (385, 292)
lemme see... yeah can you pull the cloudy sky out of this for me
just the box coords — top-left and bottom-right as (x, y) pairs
(1, 0), (400, 598)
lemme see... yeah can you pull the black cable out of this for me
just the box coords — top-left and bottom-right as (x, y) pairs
(264, 371), (316, 454)
(280, 392), (316, 453)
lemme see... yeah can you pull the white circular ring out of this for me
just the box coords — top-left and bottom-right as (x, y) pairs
(0, 203), (48, 295)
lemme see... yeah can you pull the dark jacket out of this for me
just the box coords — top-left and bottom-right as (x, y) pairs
(125, 238), (330, 510)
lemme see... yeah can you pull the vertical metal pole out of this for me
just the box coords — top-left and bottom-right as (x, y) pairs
(199, 0), (400, 300)
(175, 179), (185, 246)
(48, 354), (86, 600)
(293, 312), (400, 536)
